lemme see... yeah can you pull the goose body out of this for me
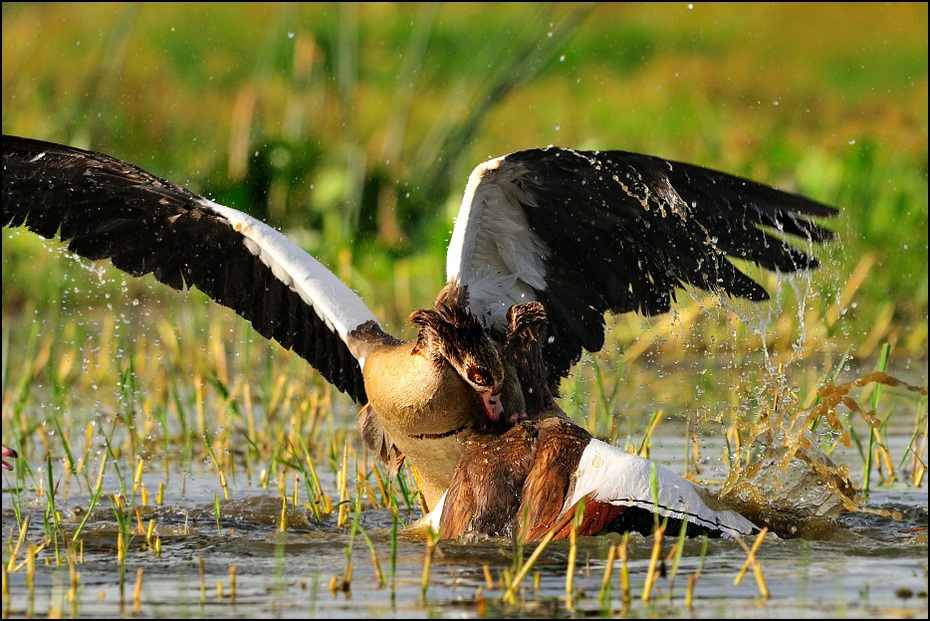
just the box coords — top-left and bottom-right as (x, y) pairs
(417, 301), (758, 541)
(419, 417), (758, 541)
(2, 135), (837, 513)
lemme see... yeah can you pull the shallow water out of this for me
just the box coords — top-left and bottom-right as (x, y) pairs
(2, 427), (926, 619)
(1, 311), (926, 618)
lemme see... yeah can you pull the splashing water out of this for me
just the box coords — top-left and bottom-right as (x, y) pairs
(718, 370), (927, 539)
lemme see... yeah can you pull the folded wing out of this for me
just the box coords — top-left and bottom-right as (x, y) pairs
(562, 437), (758, 539)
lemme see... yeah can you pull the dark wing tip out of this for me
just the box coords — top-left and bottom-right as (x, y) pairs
(495, 146), (839, 385)
(3, 134), (369, 403)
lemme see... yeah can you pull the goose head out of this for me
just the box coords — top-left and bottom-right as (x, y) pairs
(408, 279), (506, 421)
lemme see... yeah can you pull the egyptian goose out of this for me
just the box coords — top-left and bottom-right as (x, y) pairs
(1, 136), (837, 510)
(418, 301), (758, 541)
(351, 278), (521, 506)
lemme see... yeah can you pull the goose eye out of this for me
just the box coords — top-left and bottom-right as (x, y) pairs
(468, 366), (492, 387)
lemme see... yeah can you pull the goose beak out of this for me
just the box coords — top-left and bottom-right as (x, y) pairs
(480, 391), (504, 422)
(2, 445), (17, 471)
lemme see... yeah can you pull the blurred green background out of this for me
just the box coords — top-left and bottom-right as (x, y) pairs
(2, 2), (928, 365)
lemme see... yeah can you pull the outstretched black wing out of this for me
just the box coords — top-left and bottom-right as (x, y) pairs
(2, 135), (376, 403)
(448, 146), (838, 389)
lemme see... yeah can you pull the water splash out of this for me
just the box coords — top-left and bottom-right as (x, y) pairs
(718, 369), (927, 539)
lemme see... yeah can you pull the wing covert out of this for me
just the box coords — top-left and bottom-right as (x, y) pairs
(2, 135), (376, 403)
(448, 146), (838, 389)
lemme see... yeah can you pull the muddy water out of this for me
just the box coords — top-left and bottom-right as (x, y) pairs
(2, 423), (926, 620)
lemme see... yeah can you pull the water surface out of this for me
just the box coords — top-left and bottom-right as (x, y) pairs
(3, 424), (926, 619)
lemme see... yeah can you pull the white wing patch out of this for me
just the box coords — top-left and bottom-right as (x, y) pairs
(203, 199), (380, 356)
(447, 156), (550, 331)
(570, 438), (757, 538)
(411, 493), (446, 534)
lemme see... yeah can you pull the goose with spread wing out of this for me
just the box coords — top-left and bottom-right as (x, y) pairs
(1, 136), (837, 510)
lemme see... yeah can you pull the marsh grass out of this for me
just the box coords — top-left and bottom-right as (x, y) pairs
(733, 527), (769, 600)
(1, 3), (927, 355)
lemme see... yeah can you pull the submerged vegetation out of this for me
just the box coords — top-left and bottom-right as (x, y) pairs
(1, 3), (927, 618)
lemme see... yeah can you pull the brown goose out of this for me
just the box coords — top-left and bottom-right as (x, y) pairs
(351, 279), (520, 507)
(2, 136), (837, 510)
(418, 301), (758, 541)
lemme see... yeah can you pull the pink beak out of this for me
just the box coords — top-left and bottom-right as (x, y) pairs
(481, 391), (504, 422)
(2, 445), (17, 471)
